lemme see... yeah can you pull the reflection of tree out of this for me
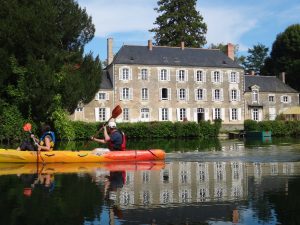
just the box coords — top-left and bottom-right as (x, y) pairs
(267, 178), (300, 225)
(0, 174), (103, 225)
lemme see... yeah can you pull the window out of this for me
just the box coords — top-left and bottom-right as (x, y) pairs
(281, 95), (290, 103)
(230, 72), (237, 83)
(179, 88), (186, 100)
(214, 89), (220, 101)
(76, 107), (83, 112)
(141, 108), (150, 121)
(141, 69), (148, 80)
(196, 70), (203, 82)
(231, 108), (237, 120)
(122, 88), (129, 100)
(196, 89), (204, 100)
(213, 71), (220, 82)
(123, 108), (129, 121)
(231, 89), (237, 101)
(269, 95), (275, 103)
(178, 70), (185, 81)
(160, 69), (167, 81)
(98, 108), (106, 122)
(141, 88), (148, 100)
(179, 108), (186, 121)
(162, 108), (168, 121)
(214, 108), (221, 120)
(122, 68), (129, 80)
(252, 90), (258, 102)
(252, 108), (259, 121)
(98, 92), (106, 100)
(161, 88), (169, 100)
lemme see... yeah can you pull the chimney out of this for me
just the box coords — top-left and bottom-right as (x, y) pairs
(148, 40), (152, 51)
(107, 38), (113, 65)
(280, 72), (286, 83)
(226, 43), (235, 61)
(181, 41), (185, 50)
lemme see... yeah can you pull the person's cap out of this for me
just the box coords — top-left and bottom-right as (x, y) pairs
(108, 121), (117, 128)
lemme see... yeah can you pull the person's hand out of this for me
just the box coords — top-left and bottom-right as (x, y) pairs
(91, 136), (95, 141)
(30, 134), (35, 138)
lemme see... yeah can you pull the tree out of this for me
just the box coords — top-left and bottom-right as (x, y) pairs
(263, 24), (300, 90)
(149, 0), (207, 47)
(0, 0), (102, 122)
(242, 43), (269, 74)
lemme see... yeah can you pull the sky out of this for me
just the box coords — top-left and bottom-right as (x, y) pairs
(77, 0), (300, 61)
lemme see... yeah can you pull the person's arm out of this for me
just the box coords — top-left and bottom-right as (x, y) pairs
(91, 136), (106, 144)
(38, 136), (51, 151)
(104, 126), (111, 142)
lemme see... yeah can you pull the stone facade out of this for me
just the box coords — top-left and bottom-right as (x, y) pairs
(70, 40), (299, 126)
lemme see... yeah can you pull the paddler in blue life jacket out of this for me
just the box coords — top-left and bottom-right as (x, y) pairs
(91, 121), (126, 152)
(31, 124), (56, 151)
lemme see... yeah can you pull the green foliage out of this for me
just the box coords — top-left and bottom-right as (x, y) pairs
(150, 0), (207, 47)
(263, 24), (300, 90)
(52, 108), (75, 141)
(0, 105), (25, 141)
(0, 0), (101, 122)
(244, 119), (300, 136)
(242, 43), (269, 74)
(244, 119), (259, 131)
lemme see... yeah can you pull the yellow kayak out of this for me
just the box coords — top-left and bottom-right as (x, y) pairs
(0, 149), (166, 163)
(0, 161), (166, 176)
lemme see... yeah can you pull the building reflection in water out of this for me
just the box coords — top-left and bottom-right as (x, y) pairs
(111, 160), (297, 209)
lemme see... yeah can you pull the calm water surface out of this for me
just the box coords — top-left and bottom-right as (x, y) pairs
(1, 138), (300, 225)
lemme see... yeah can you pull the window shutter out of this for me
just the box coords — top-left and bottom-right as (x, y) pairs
(229, 108), (232, 121)
(158, 108), (162, 121)
(106, 93), (109, 101)
(95, 92), (99, 100)
(129, 88), (133, 100)
(168, 69), (171, 81)
(229, 89), (232, 101)
(186, 108), (191, 121)
(94, 108), (99, 121)
(176, 108), (180, 121)
(280, 96), (284, 103)
(159, 88), (162, 100)
(120, 89), (123, 100)
(236, 73), (240, 83)
(169, 108), (173, 121)
(237, 90), (240, 101)
(185, 69), (188, 81)
(194, 70), (197, 82)
(203, 89), (207, 101)
(221, 89), (224, 101)
(129, 68), (132, 80)
(258, 109), (263, 121)
(193, 108), (197, 122)
(177, 89), (179, 101)
(211, 71), (214, 82)
(227, 71), (231, 82)
(176, 70), (179, 81)
(119, 68), (122, 80)
(205, 108), (209, 121)
(194, 89), (198, 101)
(238, 108), (242, 120)
(203, 71), (206, 82)
(186, 89), (189, 101)
(212, 89), (215, 101)
(220, 72), (223, 82)
(168, 88), (171, 100)
(106, 108), (111, 121)
(212, 108), (215, 120)
(221, 108), (225, 120)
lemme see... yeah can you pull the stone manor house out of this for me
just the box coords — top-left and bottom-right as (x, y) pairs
(70, 39), (299, 129)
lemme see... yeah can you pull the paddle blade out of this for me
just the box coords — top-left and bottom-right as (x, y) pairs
(23, 123), (32, 132)
(111, 105), (122, 118)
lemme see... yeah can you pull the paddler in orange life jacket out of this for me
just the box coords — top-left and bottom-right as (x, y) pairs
(91, 121), (126, 151)
(31, 124), (56, 152)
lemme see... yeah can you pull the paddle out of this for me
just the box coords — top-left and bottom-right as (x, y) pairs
(86, 105), (122, 147)
(23, 123), (44, 163)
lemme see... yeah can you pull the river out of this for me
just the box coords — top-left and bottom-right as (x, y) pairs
(0, 137), (300, 225)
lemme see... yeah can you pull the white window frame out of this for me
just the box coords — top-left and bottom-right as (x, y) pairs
(281, 95), (291, 103)
(268, 94), (275, 103)
(160, 88), (171, 100)
(120, 87), (133, 101)
(123, 108), (129, 121)
(194, 70), (206, 82)
(196, 89), (203, 100)
(119, 67), (132, 81)
(141, 68), (148, 80)
(141, 88), (148, 101)
(140, 108), (150, 121)
(158, 68), (170, 81)
(98, 108), (106, 122)
(162, 108), (168, 121)
(230, 89), (238, 101)
(252, 90), (259, 103)
(229, 71), (239, 83)
(252, 108), (259, 121)
(177, 88), (189, 101)
(212, 71), (223, 83)
(213, 89), (223, 101)
(179, 108), (186, 121)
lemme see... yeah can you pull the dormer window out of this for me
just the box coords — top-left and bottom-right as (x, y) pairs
(252, 90), (259, 102)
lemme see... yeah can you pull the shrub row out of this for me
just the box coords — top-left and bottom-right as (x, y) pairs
(244, 119), (300, 136)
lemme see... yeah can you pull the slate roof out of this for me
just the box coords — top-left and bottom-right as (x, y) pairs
(112, 45), (242, 68)
(244, 75), (298, 93)
(100, 70), (113, 89)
